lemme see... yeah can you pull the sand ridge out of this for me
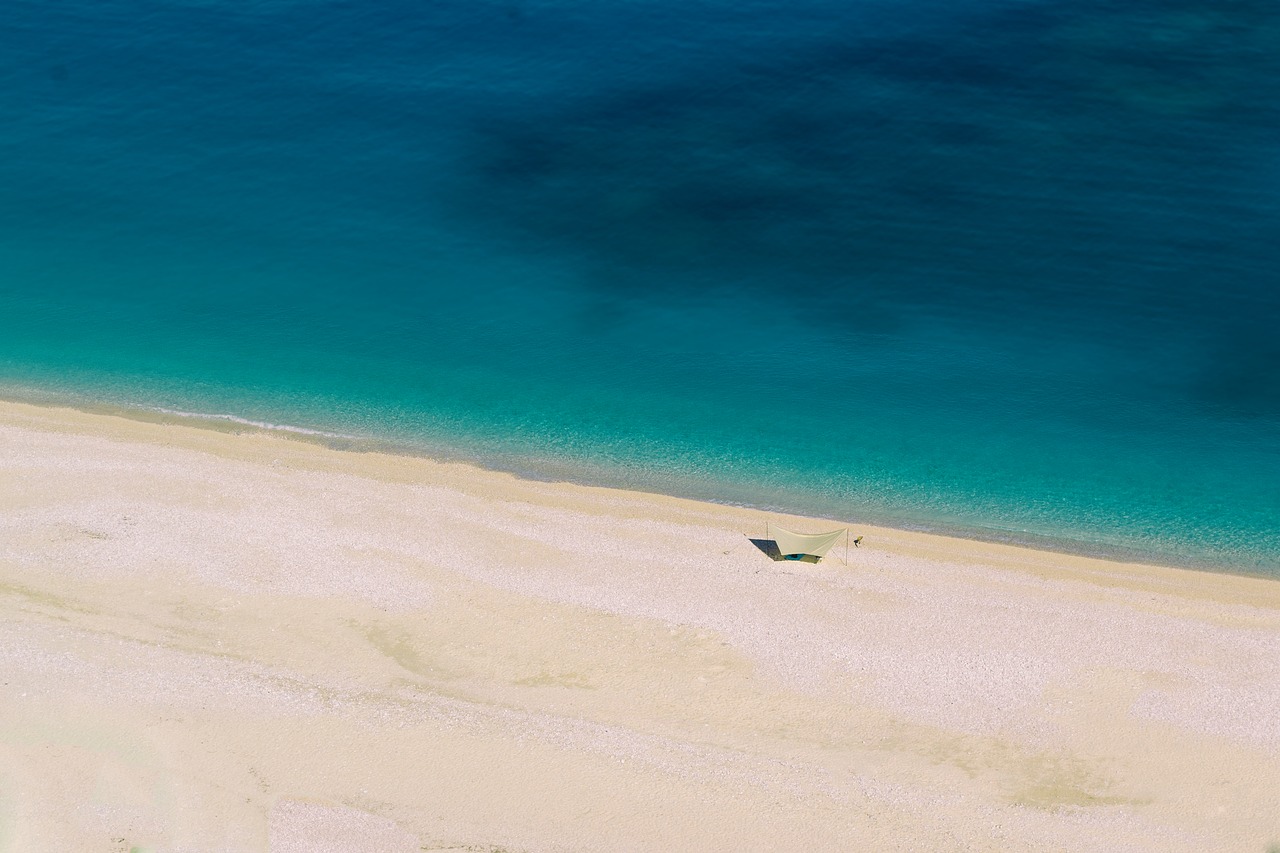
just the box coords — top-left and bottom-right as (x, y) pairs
(1, 400), (1278, 852)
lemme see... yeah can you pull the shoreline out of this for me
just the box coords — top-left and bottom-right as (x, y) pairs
(3, 397), (1280, 850)
(7, 395), (1278, 601)
(2, 385), (1272, 581)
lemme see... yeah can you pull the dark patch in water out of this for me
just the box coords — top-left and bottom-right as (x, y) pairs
(448, 0), (1280, 418)
(1195, 329), (1280, 418)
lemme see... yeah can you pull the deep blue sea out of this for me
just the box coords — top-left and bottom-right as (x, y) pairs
(2, 0), (1279, 573)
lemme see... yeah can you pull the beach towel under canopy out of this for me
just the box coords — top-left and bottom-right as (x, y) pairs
(771, 526), (847, 560)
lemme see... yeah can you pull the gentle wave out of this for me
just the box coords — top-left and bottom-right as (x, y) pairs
(144, 406), (364, 441)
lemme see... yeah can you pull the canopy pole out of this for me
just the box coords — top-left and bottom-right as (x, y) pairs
(845, 529), (849, 566)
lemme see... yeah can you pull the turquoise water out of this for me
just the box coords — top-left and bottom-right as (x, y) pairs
(2, 0), (1279, 573)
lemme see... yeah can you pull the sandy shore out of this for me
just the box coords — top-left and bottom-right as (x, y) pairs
(1, 399), (1278, 852)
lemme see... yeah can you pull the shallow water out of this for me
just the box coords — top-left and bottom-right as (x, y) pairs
(2, 0), (1278, 572)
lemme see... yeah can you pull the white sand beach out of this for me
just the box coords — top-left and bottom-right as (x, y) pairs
(2, 399), (1278, 852)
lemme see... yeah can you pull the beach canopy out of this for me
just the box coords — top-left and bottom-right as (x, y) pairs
(771, 525), (847, 560)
